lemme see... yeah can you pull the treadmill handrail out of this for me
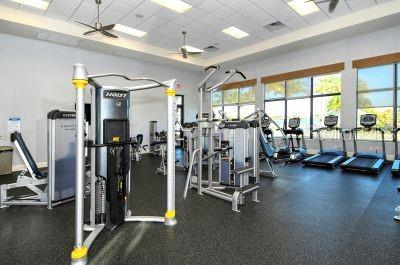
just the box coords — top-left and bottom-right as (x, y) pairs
(312, 126), (346, 155)
(392, 128), (400, 157)
(351, 127), (385, 159)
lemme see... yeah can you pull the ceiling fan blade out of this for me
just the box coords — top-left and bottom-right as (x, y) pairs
(75, 21), (97, 30)
(101, 30), (118, 38)
(181, 47), (188, 59)
(328, 0), (339, 13)
(307, 0), (332, 3)
(187, 51), (203, 55)
(83, 30), (99, 35)
(100, 24), (115, 31)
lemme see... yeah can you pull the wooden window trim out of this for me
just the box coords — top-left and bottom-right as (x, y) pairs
(352, 52), (400, 69)
(220, 79), (257, 90)
(261, 63), (345, 84)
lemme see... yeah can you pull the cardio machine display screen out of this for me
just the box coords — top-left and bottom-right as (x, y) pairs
(360, 114), (377, 127)
(288, 118), (300, 129)
(324, 115), (338, 127)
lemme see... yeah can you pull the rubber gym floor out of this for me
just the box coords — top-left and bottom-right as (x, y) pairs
(1, 154), (400, 265)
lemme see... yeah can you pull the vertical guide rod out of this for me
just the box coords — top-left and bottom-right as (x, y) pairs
(164, 81), (177, 226)
(71, 63), (89, 265)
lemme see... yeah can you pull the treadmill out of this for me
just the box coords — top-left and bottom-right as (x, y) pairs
(391, 128), (400, 176)
(302, 115), (347, 168)
(340, 114), (386, 174)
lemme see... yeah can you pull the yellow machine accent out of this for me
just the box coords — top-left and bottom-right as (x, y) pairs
(112, 136), (120, 142)
(165, 209), (176, 219)
(71, 246), (88, 259)
(72, 79), (88, 89)
(165, 89), (176, 96)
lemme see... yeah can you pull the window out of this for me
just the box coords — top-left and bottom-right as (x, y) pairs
(211, 86), (255, 120)
(264, 73), (341, 138)
(264, 100), (285, 137)
(357, 64), (395, 140)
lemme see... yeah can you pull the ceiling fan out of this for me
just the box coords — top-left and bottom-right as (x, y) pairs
(305, 0), (340, 13)
(170, 31), (203, 59)
(75, 0), (118, 38)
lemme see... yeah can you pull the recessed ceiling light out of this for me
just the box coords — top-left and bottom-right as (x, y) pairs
(135, 14), (144, 19)
(9, 0), (49, 10)
(151, 0), (192, 13)
(184, 45), (203, 53)
(113, 24), (147, 38)
(287, 0), (319, 16)
(222, 26), (250, 39)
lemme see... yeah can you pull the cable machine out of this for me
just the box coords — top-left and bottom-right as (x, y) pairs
(71, 64), (177, 265)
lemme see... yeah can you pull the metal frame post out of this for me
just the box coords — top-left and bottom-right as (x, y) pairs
(164, 81), (177, 226)
(71, 63), (89, 265)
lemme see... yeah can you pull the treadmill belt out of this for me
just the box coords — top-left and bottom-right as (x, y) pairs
(348, 157), (377, 168)
(311, 154), (337, 163)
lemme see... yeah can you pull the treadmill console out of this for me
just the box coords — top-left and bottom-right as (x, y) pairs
(324, 115), (338, 128)
(288, 117), (300, 129)
(360, 114), (377, 128)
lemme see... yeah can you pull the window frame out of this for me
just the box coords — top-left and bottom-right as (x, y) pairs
(264, 72), (341, 139)
(356, 63), (398, 141)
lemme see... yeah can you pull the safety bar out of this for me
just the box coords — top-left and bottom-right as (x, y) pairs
(205, 69), (246, 92)
(197, 65), (220, 90)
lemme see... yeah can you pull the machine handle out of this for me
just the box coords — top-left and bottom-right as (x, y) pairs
(225, 70), (246, 80)
(205, 65), (220, 71)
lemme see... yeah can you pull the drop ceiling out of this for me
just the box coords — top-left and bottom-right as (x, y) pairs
(0, 0), (399, 68)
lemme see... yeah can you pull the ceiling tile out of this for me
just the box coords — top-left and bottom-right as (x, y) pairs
(317, 0), (352, 18)
(105, 1), (134, 16)
(226, 0), (253, 13)
(182, 6), (208, 20)
(119, 16), (143, 28)
(69, 1), (98, 24)
(46, 0), (81, 21)
(211, 6), (237, 19)
(303, 10), (329, 24)
(172, 14), (194, 26)
(346, 0), (377, 12)
(196, 0), (223, 12)
(143, 14), (170, 27)
(156, 8), (180, 20)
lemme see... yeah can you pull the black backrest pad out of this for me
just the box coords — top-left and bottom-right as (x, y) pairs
(11, 132), (45, 178)
(136, 134), (143, 145)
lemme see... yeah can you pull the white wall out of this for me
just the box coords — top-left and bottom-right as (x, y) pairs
(0, 33), (203, 168)
(232, 25), (400, 158)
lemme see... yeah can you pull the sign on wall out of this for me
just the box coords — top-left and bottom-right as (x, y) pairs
(8, 116), (21, 133)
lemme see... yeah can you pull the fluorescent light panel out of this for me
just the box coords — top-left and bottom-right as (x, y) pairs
(222, 26), (250, 39)
(287, 0), (319, 16)
(184, 45), (203, 53)
(9, 0), (49, 10)
(114, 24), (147, 38)
(151, 0), (192, 13)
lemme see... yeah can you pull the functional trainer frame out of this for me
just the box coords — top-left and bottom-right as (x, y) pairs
(71, 63), (177, 265)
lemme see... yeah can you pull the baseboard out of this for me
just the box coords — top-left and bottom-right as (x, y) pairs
(12, 161), (47, 172)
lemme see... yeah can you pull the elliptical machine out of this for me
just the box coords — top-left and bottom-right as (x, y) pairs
(283, 117), (307, 162)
